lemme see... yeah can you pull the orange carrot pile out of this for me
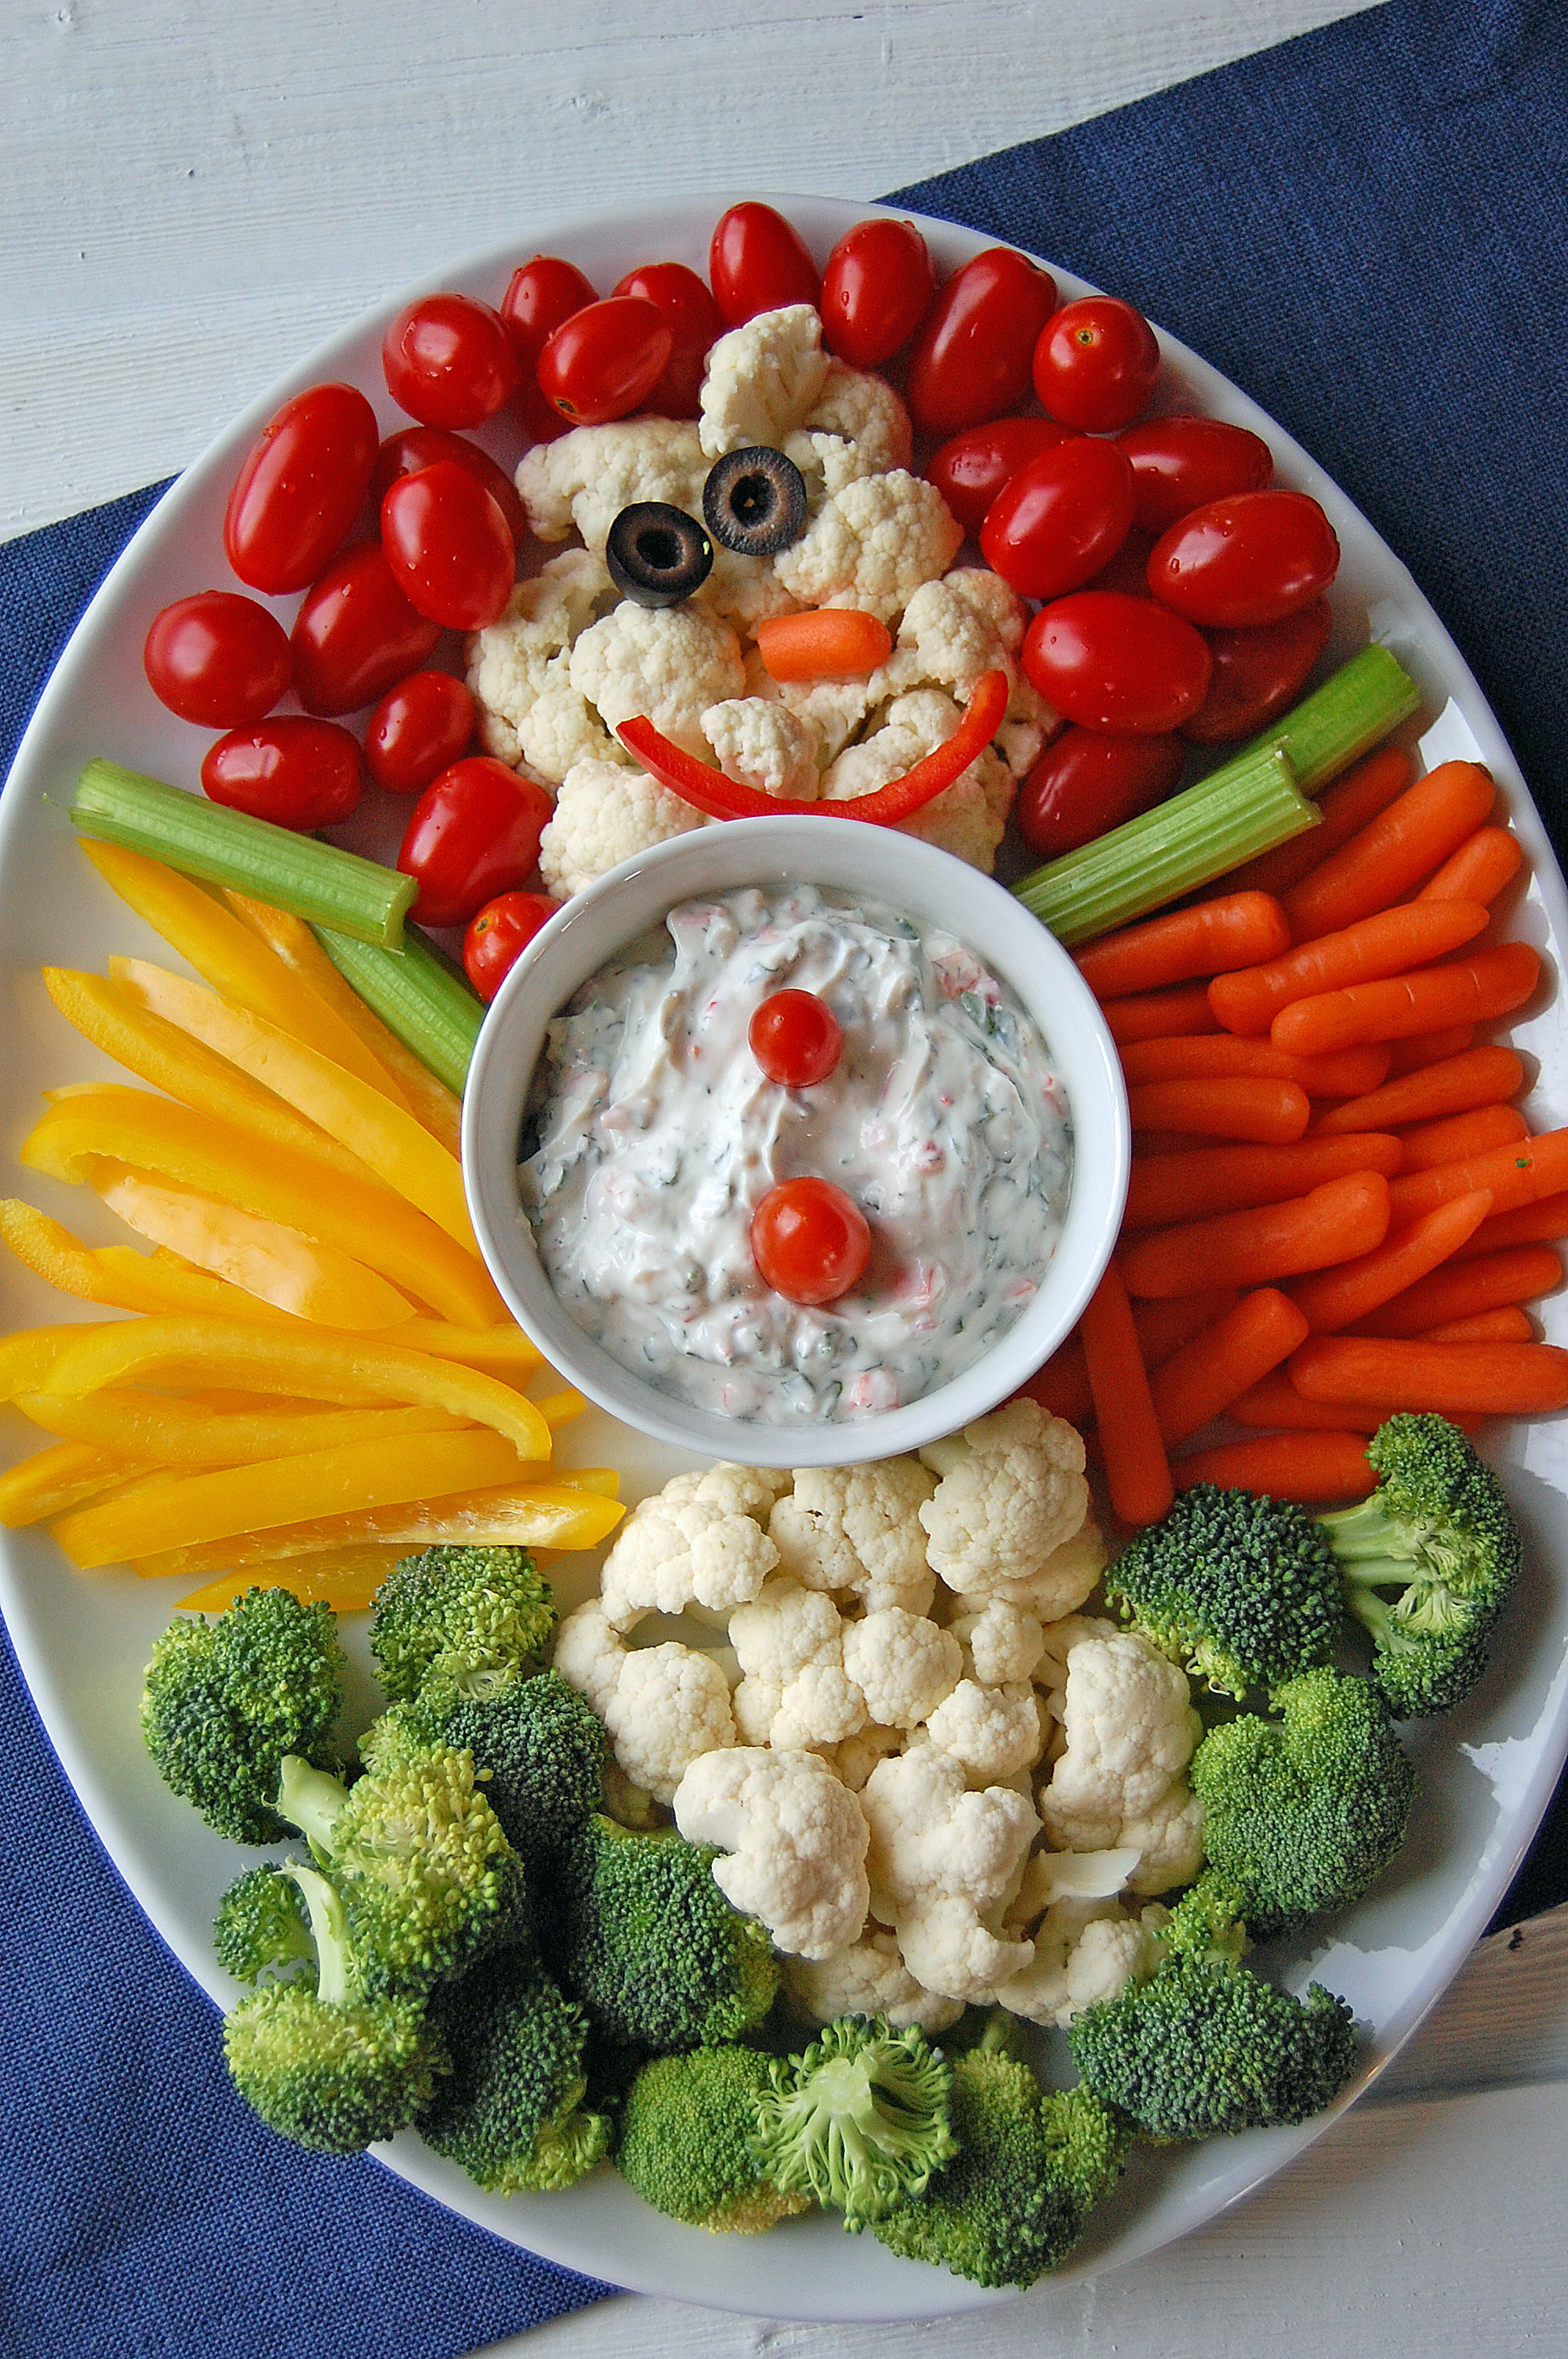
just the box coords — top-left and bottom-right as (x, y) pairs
(1078, 1261), (1172, 1525)
(1269, 940), (1540, 1056)
(1208, 900), (1490, 1036)
(1312, 1044), (1524, 1136)
(1281, 758), (1496, 938)
(1076, 892), (1289, 1000)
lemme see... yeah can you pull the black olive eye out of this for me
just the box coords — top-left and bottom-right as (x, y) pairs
(702, 446), (809, 557)
(605, 502), (714, 607)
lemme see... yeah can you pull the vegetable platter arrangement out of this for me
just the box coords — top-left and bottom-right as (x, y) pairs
(2, 195), (1568, 2323)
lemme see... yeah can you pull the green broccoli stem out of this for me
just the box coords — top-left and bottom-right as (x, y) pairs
(287, 1861), (354, 2007)
(277, 1754), (350, 1866)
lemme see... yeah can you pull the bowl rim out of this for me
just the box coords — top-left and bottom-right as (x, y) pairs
(461, 812), (1130, 1467)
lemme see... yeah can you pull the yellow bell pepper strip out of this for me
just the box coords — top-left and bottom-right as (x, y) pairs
(225, 892), (463, 1158)
(110, 958), (476, 1255)
(391, 1320), (544, 1372)
(52, 1425), (534, 1569)
(77, 840), (409, 1102)
(20, 1088), (506, 1327)
(14, 1387), (473, 1470)
(41, 967), (376, 1188)
(530, 1387), (585, 1427)
(176, 1552), (406, 1612)
(0, 1323), (125, 1401)
(0, 1439), (146, 1526)
(0, 1201), (320, 1329)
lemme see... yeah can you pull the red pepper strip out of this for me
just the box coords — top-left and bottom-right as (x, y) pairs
(616, 667), (1011, 827)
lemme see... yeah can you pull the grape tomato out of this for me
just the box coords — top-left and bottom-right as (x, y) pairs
(1022, 590), (1212, 734)
(750, 1176), (871, 1306)
(538, 296), (673, 426)
(1181, 598), (1334, 743)
(926, 416), (1079, 534)
(1118, 415), (1274, 535)
(371, 426), (527, 545)
(906, 247), (1058, 437)
(382, 293), (520, 428)
(397, 756), (554, 928)
(143, 592), (292, 729)
(611, 262), (723, 418)
(709, 202), (821, 326)
(978, 436), (1134, 602)
(379, 462), (516, 631)
(501, 256), (599, 442)
(463, 889), (563, 1001)
(748, 990), (844, 1088)
(201, 717), (365, 831)
(819, 217), (936, 367)
(223, 383), (379, 596)
(365, 671), (476, 795)
(290, 544), (441, 718)
(1017, 727), (1185, 859)
(1033, 294), (1160, 433)
(1149, 488), (1341, 627)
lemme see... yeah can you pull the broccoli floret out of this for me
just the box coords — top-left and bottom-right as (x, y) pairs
(222, 1861), (446, 2154)
(370, 1544), (557, 1710)
(418, 1945), (611, 2193)
(412, 1670), (608, 1880)
(1189, 1665), (1417, 1936)
(1067, 1874), (1359, 2142)
(140, 1586), (346, 1844)
(214, 1863), (316, 1987)
(1320, 1412), (1523, 1717)
(543, 1813), (779, 2053)
(750, 2016), (957, 2231)
(1106, 1482), (1341, 1699)
(616, 2045), (814, 2234)
(872, 2037), (1127, 2288)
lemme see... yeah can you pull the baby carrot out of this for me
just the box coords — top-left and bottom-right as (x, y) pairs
(1174, 1430), (1377, 1503)
(1417, 1307), (1534, 1344)
(1079, 1261), (1173, 1525)
(1229, 1372), (1388, 1432)
(1269, 940), (1540, 1056)
(1102, 983), (1222, 1044)
(1018, 1337), (1093, 1427)
(1124, 1133), (1402, 1228)
(1118, 1035), (1391, 1096)
(1417, 824), (1524, 907)
(1120, 1170), (1390, 1299)
(1388, 1127), (1568, 1225)
(1150, 1287), (1310, 1447)
(1311, 1044), (1525, 1136)
(1349, 1243), (1563, 1339)
(1281, 759), (1497, 938)
(1127, 1077), (1310, 1143)
(1287, 1189), (1494, 1333)
(1288, 1333), (1568, 1414)
(1450, 1192), (1568, 1261)
(1217, 743), (1413, 900)
(1132, 1289), (1243, 1369)
(753, 608), (894, 681)
(1208, 900), (1490, 1037)
(1385, 1024), (1475, 1074)
(1076, 892), (1289, 1001)
(1397, 1103), (1528, 1172)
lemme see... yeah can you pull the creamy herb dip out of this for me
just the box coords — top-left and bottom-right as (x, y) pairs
(517, 884), (1072, 1424)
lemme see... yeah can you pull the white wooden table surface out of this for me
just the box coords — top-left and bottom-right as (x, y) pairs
(10, 2), (1568, 2353)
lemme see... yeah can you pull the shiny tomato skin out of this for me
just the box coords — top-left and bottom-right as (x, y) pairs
(1017, 727), (1185, 859)
(143, 591), (292, 729)
(1033, 294), (1160, 432)
(709, 202), (821, 326)
(397, 757), (554, 928)
(749, 990), (844, 1088)
(819, 217), (936, 366)
(979, 436), (1135, 601)
(201, 717), (365, 830)
(501, 256), (599, 443)
(537, 296), (673, 426)
(612, 263), (724, 418)
(379, 462), (516, 631)
(290, 544), (442, 718)
(927, 416), (1079, 534)
(1149, 489), (1341, 627)
(750, 1177), (871, 1306)
(382, 293), (520, 428)
(1022, 590), (1212, 735)
(1081, 523), (1159, 598)
(371, 425), (527, 545)
(463, 889), (563, 1001)
(906, 248), (1059, 437)
(223, 383), (379, 595)
(1117, 414), (1274, 535)
(365, 671), (476, 795)
(1182, 598), (1334, 744)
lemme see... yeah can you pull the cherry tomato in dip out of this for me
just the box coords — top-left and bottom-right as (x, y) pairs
(1149, 489), (1341, 627)
(709, 202), (821, 326)
(1182, 598), (1334, 743)
(397, 757), (554, 928)
(749, 990), (843, 1088)
(201, 717), (365, 830)
(906, 247), (1058, 437)
(1017, 726), (1185, 859)
(750, 1176), (871, 1307)
(379, 463), (516, 631)
(371, 425), (528, 545)
(1033, 294), (1160, 433)
(365, 671), (475, 794)
(612, 263), (723, 418)
(819, 217), (936, 366)
(537, 296), (673, 427)
(1022, 590), (1212, 734)
(463, 889), (563, 1001)
(223, 383), (379, 595)
(926, 416), (1079, 535)
(291, 544), (441, 718)
(979, 436), (1135, 601)
(383, 293), (520, 429)
(1117, 414), (1274, 535)
(501, 255), (599, 443)
(143, 591), (292, 729)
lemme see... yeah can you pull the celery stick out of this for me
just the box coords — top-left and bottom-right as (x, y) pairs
(313, 923), (483, 1096)
(71, 760), (416, 949)
(1237, 643), (1421, 794)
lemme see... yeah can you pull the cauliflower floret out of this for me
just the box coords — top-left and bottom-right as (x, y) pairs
(701, 696), (821, 800)
(771, 1660), (868, 1750)
(699, 305), (830, 460)
(996, 672), (1058, 780)
(825, 1721), (906, 1792)
(884, 568), (1027, 700)
(993, 1896), (1166, 2027)
(841, 1608), (962, 1729)
(923, 1677), (1044, 1784)
(698, 543), (804, 636)
(950, 1600), (1047, 1688)
(728, 1579), (843, 1681)
(742, 644), (882, 767)
(597, 1475), (782, 1633)
(783, 1927), (964, 2035)
(862, 1744), (1037, 1922)
(919, 1398), (1098, 1608)
(673, 1745), (871, 1960)
(538, 756), (706, 898)
(517, 656), (625, 783)
(466, 549), (622, 766)
(800, 358), (914, 476)
(767, 1458), (938, 1616)
(517, 416), (706, 553)
(1038, 1630), (1203, 1893)
(822, 687), (1014, 874)
(1118, 1780), (1207, 1899)
(773, 471), (964, 624)
(568, 602), (746, 759)
(551, 1598), (627, 1717)
(602, 1641), (737, 1805)
(728, 1579), (867, 1751)
(895, 1893), (1034, 2008)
